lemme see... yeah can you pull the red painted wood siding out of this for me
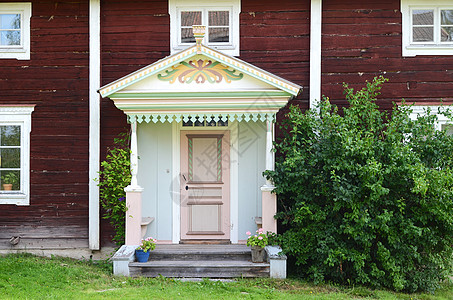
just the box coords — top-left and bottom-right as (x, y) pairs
(241, 0), (310, 115)
(100, 0), (170, 243)
(4, 0), (450, 250)
(0, 1), (90, 249)
(322, 0), (453, 109)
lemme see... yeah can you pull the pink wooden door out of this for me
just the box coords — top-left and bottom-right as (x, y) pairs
(180, 131), (230, 241)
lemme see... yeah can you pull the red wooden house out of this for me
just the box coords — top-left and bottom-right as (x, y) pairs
(0, 0), (452, 276)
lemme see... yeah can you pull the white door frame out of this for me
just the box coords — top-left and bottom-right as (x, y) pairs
(171, 121), (239, 243)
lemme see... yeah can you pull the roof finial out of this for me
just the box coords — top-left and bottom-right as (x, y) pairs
(192, 25), (205, 54)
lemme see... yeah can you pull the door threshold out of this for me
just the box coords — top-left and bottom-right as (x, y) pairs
(179, 239), (231, 245)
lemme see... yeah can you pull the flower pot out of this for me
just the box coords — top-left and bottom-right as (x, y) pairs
(135, 249), (150, 263)
(2, 184), (12, 191)
(251, 246), (266, 263)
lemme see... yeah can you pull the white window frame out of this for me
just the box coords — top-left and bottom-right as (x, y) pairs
(401, 0), (453, 56)
(0, 106), (34, 205)
(169, 0), (240, 56)
(409, 105), (452, 132)
(0, 3), (31, 60)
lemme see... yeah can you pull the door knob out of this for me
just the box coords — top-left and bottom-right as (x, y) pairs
(185, 186), (189, 190)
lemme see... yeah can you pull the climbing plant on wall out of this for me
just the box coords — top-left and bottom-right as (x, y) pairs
(98, 132), (131, 246)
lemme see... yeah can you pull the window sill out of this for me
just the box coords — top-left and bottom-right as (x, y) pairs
(171, 44), (239, 56)
(0, 193), (29, 205)
(403, 45), (453, 57)
(0, 48), (30, 60)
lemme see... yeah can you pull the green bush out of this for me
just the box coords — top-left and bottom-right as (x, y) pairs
(98, 132), (131, 246)
(265, 76), (453, 292)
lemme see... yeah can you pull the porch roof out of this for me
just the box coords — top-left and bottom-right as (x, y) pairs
(99, 44), (303, 123)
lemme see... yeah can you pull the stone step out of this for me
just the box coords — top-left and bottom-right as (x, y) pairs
(129, 260), (270, 278)
(150, 244), (251, 261)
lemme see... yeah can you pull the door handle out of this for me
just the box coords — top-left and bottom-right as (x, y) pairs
(185, 186), (189, 190)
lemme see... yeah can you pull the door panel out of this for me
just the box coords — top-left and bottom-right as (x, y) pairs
(180, 131), (230, 240)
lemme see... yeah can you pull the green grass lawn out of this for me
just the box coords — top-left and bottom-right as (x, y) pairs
(0, 253), (452, 299)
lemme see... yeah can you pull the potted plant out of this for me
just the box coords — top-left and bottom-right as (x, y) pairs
(246, 228), (269, 263)
(1, 173), (18, 191)
(135, 237), (157, 262)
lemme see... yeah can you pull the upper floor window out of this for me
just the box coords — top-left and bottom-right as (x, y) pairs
(0, 3), (31, 60)
(0, 106), (34, 205)
(402, 0), (453, 56)
(180, 10), (230, 44)
(169, 0), (240, 56)
(409, 105), (452, 135)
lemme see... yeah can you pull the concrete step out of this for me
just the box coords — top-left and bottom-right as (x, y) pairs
(129, 260), (270, 278)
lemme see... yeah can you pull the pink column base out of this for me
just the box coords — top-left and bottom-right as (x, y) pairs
(261, 187), (277, 234)
(125, 186), (143, 245)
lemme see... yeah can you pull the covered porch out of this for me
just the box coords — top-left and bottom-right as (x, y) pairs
(99, 31), (301, 277)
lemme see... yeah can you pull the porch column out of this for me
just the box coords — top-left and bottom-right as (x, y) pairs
(125, 121), (144, 245)
(261, 119), (277, 233)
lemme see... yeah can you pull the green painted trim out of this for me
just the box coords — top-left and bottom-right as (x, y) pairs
(117, 103), (285, 110)
(100, 45), (302, 98)
(200, 50), (300, 96)
(157, 60), (244, 84)
(100, 48), (199, 97)
(127, 112), (277, 124)
(111, 91), (290, 99)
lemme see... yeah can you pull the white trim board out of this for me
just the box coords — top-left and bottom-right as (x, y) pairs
(89, 0), (101, 250)
(401, 0), (453, 56)
(169, 0), (241, 56)
(310, 0), (322, 110)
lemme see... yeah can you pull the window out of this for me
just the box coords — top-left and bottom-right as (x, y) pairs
(0, 3), (31, 60)
(169, 0), (240, 56)
(0, 106), (34, 205)
(402, 0), (453, 56)
(409, 105), (452, 135)
(180, 10), (230, 44)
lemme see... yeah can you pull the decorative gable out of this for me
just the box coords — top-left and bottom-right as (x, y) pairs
(99, 43), (302, 123)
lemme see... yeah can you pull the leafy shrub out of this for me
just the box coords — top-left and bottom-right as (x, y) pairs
(98, 133), (131, 246)
(265, 76), (453, 292)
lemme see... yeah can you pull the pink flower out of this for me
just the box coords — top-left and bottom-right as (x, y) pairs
(246, 231), (251, 235)
(258, 228), (264, 233)
(258, 236), (263, 240)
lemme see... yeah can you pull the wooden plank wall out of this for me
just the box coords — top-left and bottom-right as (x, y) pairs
(240, 0), (310, 116)
(0, 1), (90, 250)
(322, 0), (453, 109)
(100, 0), (170, 243)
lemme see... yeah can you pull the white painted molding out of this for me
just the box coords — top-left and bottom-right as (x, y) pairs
(230, 121), (239, 244)
(0, 105), (34, 206)
(127, 113), (277, 124)
(129, 122), (139, 188)
(169, 0), (241, 56)
(89, 0), (101, 250)
(264, 120), (274, 186)
(124, 185), (144, 193)
(310, 0), (322, 110)
(401, 0), (453, 57)
(0, 3), (31, 60)
(171, 122), (181, 243)
(260, 185), (275, 192)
